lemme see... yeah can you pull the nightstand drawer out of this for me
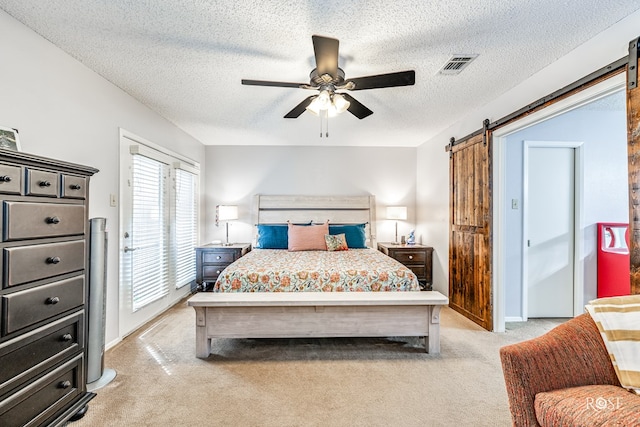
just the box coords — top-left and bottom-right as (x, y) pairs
(202, 252), (235, 264)
(393, 251), (426, 264)
(406, 265), (426, 280)
(202, 265), (228, 280)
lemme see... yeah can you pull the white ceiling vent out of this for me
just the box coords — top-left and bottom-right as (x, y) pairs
(439, 54), (478, 75)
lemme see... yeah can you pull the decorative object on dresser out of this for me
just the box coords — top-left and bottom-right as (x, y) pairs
(0, 149), (98, 426)
(195, 243), (251, 291)
(378, 242), (434, 291)
(0, 127), (20, 152)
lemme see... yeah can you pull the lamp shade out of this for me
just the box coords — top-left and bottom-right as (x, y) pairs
(218, 205), (238, 221)
(386, 206), (407, 220)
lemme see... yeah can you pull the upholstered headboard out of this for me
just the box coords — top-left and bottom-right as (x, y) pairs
(252, 194), (377, 247)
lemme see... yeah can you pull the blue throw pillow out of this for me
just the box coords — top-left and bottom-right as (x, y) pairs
(256, 224), (288, 249)
(329, 224), (367, 249)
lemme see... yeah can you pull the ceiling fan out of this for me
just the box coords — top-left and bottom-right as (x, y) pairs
(241, 35), (415, 120)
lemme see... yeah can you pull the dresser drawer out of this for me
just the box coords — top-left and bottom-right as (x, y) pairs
(3, 201), (85, 241)
(0, 312), (83, 395)
(0, 355), (83, 427)
(61, 175), (87, 199)
(2, 276), (84, 336)
(0, 165), (22, 195)
(4, 240), (85, 287)
(392, 251), (426, 264)
(202, 251), (235, 263)
(26, 168), (59, 197)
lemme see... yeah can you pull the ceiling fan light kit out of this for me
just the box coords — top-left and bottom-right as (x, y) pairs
(242, 35), (415, 136)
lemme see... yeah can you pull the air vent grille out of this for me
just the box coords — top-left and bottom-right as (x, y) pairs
(439, 54), (478, 75)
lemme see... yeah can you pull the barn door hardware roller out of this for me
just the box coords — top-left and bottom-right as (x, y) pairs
(630, 37), (639, 90)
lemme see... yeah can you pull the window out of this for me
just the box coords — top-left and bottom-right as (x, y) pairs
(131, 154), (169, 311)
(174, 168), (197, 288)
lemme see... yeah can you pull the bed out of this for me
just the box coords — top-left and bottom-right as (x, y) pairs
(187, 195), (448, 357)
(213, 248), (420, 292)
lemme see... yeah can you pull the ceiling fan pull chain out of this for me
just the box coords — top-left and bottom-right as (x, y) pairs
(326, 109), (329, 138)
(319, 112), (323, 137)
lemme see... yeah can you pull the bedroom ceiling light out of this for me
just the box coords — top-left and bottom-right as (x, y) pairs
(387, 206), (407, 245)
(216, 205), (238, 246)
(305, 90), (351, 116)
(305, 90), (351, 138)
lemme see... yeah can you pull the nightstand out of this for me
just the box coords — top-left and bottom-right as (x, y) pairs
(378, 243), (433, 291)
(195, 243), (251, 291)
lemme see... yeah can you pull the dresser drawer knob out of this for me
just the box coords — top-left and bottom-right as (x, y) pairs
(46, 296), (60, 305)
(46, 256), (61, 264)
(46, 216), (61, 224)
(408, 255), (413, 260)
(39, 180), (52, 187)
(0, 175), (12, 182)
(69, 184), (82, 190)
(216, 255), (222, 260)
(61, 333), (73, 342)
(59, 380), (72, 389)
(216, 270), (222, 274)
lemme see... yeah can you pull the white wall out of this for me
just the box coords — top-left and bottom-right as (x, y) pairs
(416, 10), (640, 300)
(204, 145), (417, 245)
(0, 10), (206, 347)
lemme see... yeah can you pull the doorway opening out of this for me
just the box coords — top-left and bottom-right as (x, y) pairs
(493, 73), (628, 331)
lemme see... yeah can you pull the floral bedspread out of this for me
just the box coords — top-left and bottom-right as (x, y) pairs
(214, 248), (420, 292)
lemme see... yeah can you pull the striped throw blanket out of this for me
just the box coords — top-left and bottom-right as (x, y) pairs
(585, 295), (640, 395)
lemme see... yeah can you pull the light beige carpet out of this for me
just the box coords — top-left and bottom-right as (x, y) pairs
(71, 299), (564, 427)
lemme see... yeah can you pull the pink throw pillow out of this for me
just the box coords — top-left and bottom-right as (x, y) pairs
(288, 222), (328, 251)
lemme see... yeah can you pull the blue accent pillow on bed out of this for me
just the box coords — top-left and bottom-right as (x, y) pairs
(329, 224), (367, 248)
(256, 224), (288, 249)
(256, 222), (313, 249)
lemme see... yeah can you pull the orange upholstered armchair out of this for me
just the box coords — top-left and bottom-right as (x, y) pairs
(499, 313), (640, 426)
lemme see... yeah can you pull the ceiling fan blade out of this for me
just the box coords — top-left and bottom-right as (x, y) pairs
(312, 35), (339, 79)
(284, 96), (316, 118)
(341, 93), (373, 119)
(242, 79), (307, 89)
(345, 70), (415, 90)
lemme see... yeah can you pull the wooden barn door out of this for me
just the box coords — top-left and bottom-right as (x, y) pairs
(449, 132), (493, 330)
(627, 37), (640, 295)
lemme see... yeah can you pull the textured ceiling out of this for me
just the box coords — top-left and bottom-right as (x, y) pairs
(1, 0), (639, 147)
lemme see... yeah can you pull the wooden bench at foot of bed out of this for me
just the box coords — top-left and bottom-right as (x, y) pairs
(187, 291), (449, 358)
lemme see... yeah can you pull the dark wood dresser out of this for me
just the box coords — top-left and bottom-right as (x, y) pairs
(377, 242), (434, 291)
(0, 150), (98, 426)
(196, 243), (251, 291)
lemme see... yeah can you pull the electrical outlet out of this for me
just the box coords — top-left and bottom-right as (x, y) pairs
(110, 193), (117, 207)
(511, 199), (519, 209)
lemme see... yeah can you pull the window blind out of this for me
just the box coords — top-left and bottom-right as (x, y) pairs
(131, 154), (169, 311)
(174, 168), (197, 288)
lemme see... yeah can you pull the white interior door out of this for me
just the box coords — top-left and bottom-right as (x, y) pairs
(526, 145), (576, 318)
